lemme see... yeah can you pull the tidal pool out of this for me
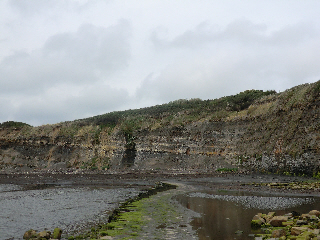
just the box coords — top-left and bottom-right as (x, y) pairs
(0, 184), (139, 240)
(176, 190), (320, 240)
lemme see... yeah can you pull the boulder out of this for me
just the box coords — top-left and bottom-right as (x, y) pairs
(251, 219), (264, 229)
(252, 215), (266, 224)
(291, 226), (308, 236)
(282, 221), (294, 226)
(38, 230), (51, 239)
(296, 231), (315, 239)
(296, 220), (309, 226)
(267, 212), (276, 217)
(312, 229), (320, 235)
(269, 216), (288, 227)
(23, 229), (37, 239)
(271, 229), (286, 238)
(309, 210), (320, 217)
(265, 212), (276, 221)
(301, 214), (311, 219)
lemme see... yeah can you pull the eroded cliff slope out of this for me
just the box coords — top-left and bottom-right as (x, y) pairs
(1, 81), (320, 175)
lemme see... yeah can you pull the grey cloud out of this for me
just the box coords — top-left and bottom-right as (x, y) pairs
(0, 20), (131, 95)
(9, 0), (58, 15)
(268, 23), (318, 46)
(138, 20), (320, 104)
(151, 19), (317, 49)
(0, 19), (132, 125)
(150, 20), (266, 49)
(43, 20), (131, 74)
(2, 2), (320, 126)
(136, 58), (257, 104)
(10, 84), (130, 126)
(8, 0), (106, 16)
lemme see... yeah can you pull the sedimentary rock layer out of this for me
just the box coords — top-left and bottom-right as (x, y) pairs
(1, 81), (320, 174)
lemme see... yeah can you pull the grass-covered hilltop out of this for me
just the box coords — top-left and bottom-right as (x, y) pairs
(1, 80), (320, 175)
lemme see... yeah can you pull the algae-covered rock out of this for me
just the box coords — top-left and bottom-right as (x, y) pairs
(271, 228), (286, 238)
(309, 210), (320, 217)
(291, 226), (309, 236)
(23, 229), (38, 239)
(282, 221), (294, 226)
(269, 216), (288, 227)
(264, 212), (276, 222)
(52, 228), (62, 239)
(252, 210), (320, 240)
(251, 219), (264, 229)
(297, 220), (309, 226)
(253, 215), (266, 223)
(302, 214), (312, 219)
(23, 228), (62, 240)
(251, 214), (267, 229)
(296, 230), (315, 240)
(38, 230), (51, 239)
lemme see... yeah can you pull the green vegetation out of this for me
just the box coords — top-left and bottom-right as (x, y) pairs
(313, 171), (320, 179)
(1, 88), (277, 138)
(68, 183), (177, 239)
(74, 89), (276, 129)
(80, 157), (109, 170)
(0, 121), (31, 129)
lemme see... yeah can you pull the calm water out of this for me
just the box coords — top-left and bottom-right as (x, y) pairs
(176, 190), (320, 240)
(0, 184), (139, 240)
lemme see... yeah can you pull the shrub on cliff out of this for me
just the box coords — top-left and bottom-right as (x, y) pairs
(0, 121), (31, 129)
(217, 89), (277, 112)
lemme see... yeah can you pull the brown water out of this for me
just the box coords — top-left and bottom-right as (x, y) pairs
(176, 190), (320, 240)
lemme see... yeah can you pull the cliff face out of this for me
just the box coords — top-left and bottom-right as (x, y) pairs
(1, 81), (320, 175)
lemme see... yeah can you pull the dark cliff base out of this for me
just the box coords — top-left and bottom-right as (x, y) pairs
(1, 170), (319, 197)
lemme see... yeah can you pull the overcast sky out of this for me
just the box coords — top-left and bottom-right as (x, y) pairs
(1, 0), (320, 126)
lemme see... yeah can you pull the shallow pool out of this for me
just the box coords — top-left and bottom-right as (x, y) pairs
(176, 190), (320, 240)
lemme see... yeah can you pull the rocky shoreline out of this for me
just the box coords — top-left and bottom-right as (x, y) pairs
(251, 210), (320, 239)
(63, 182), (198, 240)
(2, 171), (320, 240)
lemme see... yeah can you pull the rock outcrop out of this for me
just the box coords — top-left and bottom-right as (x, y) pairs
(1, 81), (320, 174)
(23, 228), (62, 239)
(251, 210), (320, 239)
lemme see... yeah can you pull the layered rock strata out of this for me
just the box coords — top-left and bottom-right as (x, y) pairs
(1, 81), (320, 174)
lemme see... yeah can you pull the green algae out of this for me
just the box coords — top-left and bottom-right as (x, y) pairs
(68, 182), (178, 239)
(103, 201), (146, 237)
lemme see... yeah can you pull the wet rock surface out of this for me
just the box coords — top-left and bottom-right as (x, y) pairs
(187, 192), (315, 210)
(251, 210), (320, 239)
(71, 182), (199, 239)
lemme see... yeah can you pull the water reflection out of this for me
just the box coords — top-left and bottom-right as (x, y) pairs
(176, 191), (320, 240)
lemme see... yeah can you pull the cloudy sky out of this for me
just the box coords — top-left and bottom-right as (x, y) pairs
(1, 0), (320, 126)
